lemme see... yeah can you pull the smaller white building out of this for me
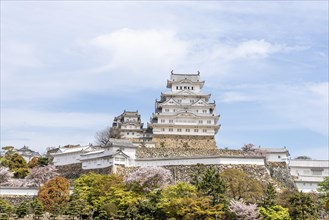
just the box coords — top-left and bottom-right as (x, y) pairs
(16, 146), (41, 162)
(289, 159), (329, 192)
(257, 147), (290, 163)
(51, 139), (138, 169)
(51, 144), (92, 166)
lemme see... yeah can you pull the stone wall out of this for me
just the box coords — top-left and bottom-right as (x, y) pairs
(136, 147), (261, 158)
(1, 195), (35, 206)
(267, 162), (296, 191)
(119, 162), (296, 191)
(56, 163), (113, 179)
(152, 135), (217, 149)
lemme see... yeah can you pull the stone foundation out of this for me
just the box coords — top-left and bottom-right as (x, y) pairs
(56, 163), (113, 179)
(136, 147), (261, 158)
(152, 135), (217, 149)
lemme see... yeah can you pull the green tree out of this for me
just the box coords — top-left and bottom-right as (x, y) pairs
(28, 157), (39, 168)
(259, 205), (291, 220)
(3, 152), (30, 178)
(37, 157), (49, 167)
(30, 199), (44, 220)
(191, 165), (226, 205)
(0, 199), (12, 217)
(38, 176), (70, 212)
(15, 201), (29, 218)
(318, 176), (329, 212)
(289, 192), (318, 220)
(220, 168), (264, 203)
(158, 182), (224, 219)
(263, 182), (277, 208)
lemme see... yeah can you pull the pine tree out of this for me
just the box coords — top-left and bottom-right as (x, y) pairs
(15, 202), (29, 218)
(30, 199), (44, 220)
(289, 192), (318, 219)
(191, 166), (226, 205)
(263, 182), (277, 208)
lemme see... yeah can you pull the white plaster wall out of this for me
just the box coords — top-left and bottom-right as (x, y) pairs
(82, 158), (113, 170)
(53, 152), (82, 166)
(0, 187), (38, 196)
(136, 157), (265, 167)
(295, 182), (319, 193)
(266, 153), (288, 162)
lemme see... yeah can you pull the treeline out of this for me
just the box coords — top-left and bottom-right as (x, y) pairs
(1, 165), (329, 220)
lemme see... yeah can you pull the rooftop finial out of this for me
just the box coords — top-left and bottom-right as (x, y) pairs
(171, 70), (174, 74)
(197, 70), (200, 75)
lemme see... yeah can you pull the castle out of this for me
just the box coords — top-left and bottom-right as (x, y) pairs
(50, 71), (328, 192)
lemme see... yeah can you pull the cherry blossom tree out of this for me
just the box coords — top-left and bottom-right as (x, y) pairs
(125, 166), (173, 192)
(0, 167), (13, 184)
(25, 165), (58, 187)
(229, 199), (261, 220)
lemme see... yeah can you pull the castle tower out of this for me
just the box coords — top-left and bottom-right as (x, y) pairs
(148, 71), (220, 149)
(113, 110), (144, 141)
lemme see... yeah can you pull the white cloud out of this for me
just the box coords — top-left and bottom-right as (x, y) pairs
(218, 82), (329, 136)
(82, 28), (188, 72)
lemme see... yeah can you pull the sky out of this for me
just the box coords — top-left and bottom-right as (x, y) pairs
(1, 1), (328, 159)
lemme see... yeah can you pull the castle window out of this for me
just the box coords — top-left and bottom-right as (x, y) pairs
(198, 120), (203, 124)
(177, 100), (181, 103)
(165, 109), (169, 112)
(169, 128), (173, 132)
(194, 129), (198, 132)
(176, 86), (178, 90)
(207, 120), (211, 124)
(161, 128), (165, 132)
(127, 132), (130, 135)
(202, 129), (207, 133)
(191, 87), (194, 90)
(177, 128), (182, 132)
(169, 120), (173, 123)
(161, 119), (165, 123)
(203, 110), (207, 113)
(190, 100), (194, 103)
(184, 86), (187, 89)
(132, 132), (134, 135)
(186, 129), (190, 132)
(180, 86), (182, 89)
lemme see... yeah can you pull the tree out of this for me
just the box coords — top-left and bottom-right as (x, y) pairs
(38, 176), (70, 212)
(0, 167), (13, 184)
(25, 165), (58, 187)
(73, 173), (130, 219)
(37, 157), (49, 167)
(95, 127), (122, 146)
(125, 166), (173, 192)
(158, 182), (224, 219)
(2, 152), (30, 178)
(259, 205), (291, 220)
(220, 169), (264, 203)
(289, 192), (318, 220)
(30, 199), (44, 220)
(228, 199), (260, 220)
(0, 199), (12, 216)
(242, 144), (255, 152)
(263, 182), (277, 208)
(191, 165), (226, 205)
(28, 157), (39, 168)
(15, 201), (29, 218)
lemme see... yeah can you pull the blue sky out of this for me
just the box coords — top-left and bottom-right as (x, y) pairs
(1, 1), (328, 159)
